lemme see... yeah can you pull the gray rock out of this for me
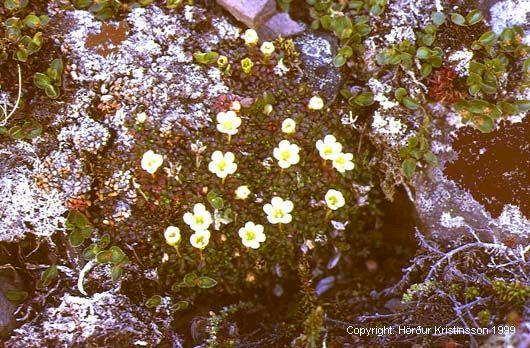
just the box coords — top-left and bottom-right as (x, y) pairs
(258, 12), (306, 40)
(5, 291), (178, 347)
(410, 105), (530, 244)
(216, 0), (276, 28)
(0, 274), (20, 338)
(480, 0), (530, 43)
(294, 32), (343, 102)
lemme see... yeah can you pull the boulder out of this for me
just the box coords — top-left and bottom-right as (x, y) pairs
(0, 276), (17, 338)
(216, 0), (276, 28)
(294, 32), (343, 102)
(258, 12), (305, 40)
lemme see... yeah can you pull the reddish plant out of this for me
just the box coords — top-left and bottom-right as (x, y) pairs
(427, 67), (466, 104)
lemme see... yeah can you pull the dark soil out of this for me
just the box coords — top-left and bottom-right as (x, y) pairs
(85, 21), (130, 57)
(444, 117), (529, 218)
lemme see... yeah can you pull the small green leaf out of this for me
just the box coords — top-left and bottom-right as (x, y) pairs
(450, 13), (466, 26)
(193, 51), (219, 65)
(23, 14), (41, 29)
(5, 290), (28, 303)
(416, 47), (430, 60)
(41, 265), (58, 287)
(22, 120), (42, 139)
(99, 234), (111, 249)
(420, 63), (433, 77)
(69, 229), (86, 247)
(432, 12), (445, 26)
(44, 84), (60, 99)
(423, 151), (437, 165)
(67, 210), (89, 228)
(50, 59), (64, 78)
(478, 31), (496, 46)
(466, 9), (483, 25)
(73, 0), (92, 8)
(96, 250), (113, 264)
(109, 246), (126, 264)
(473, 116), (494, 133)
(83, 244), (98, 260)
(197, 276), (217, 288)
(8, 125), (25, 140)
(402, 158), (417, 179)
(14, 48), (28, 62)
(468, 84), (481, 96)
(402, 96), (420, 110)
(333, 54), (346, 67)
(320, 15), (332, 30)
(353, 92), (374, 106)
(394, 87), (407, 101)
(172, 300), (189, 311)
(111, 265), (123, 282)
(145, 295), (162, 308)
(183, 272), (198, 287)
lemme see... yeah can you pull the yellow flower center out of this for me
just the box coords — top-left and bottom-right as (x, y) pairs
(195, 216), (204, 225)
(273, 208), (285, 219)
(328, 196), (338, 205)
(195, 235), (205, 244)
(280, 150), (292, 161)
(222, 120), (234, 129)
(324, 146), (333, 156)
(336, 156), (345, 165)
(244, 230), (256, 241)
(217, 160), (227, 171)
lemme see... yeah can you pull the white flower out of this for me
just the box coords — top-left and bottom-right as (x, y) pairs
(230, 101), (241, 111)
(208, 151), (237, 179)
(316, 135), (342, 160)
(238, 221), (266, 249)
(263, 197), (294, 224)
(325, 189), (345, 210)
(216, 110), (241, 136)
(243, 29), (259, 46)
(190, 230), (211, 249)
(273, 140), (300, 169)
(235, 185), (251, 200)
(164, 226), (181, 246)
(136, 112), (147, 123)
(183, 203), (213, 232)
(274, 58), (290, 76)
(332, 152), (355, 173)
(141, 150), (163, 174)
(281, 118), (296, 134)
(308, 96), (324, 110)
(260, 41), (275, 56)
(263, 104), (273, 115)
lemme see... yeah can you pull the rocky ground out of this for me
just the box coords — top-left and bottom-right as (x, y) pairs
(0, 0), (529, 347)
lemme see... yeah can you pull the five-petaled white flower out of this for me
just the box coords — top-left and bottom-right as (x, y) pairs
(208, 151), (237, 179)
(260, 41), (275, 56)
(216, 110), (241, 136)
(183, 203), (213, 232)
(141, 150), (163, 174)
(263, 197), (294, 224)
(164, 226), (181, 246)
(235, 185), (251, 200)
(243, 29), (259, 46)
(238, 221), (266, 249)
(308, 96), (324, 110)
(281, 118), (296, 134)
(332, 152), (355, 173)
(325, 189), (345, 210)
(190, 230), (211, 249)
(273, 140), (300, 169)
(316, 135), (342, 160)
